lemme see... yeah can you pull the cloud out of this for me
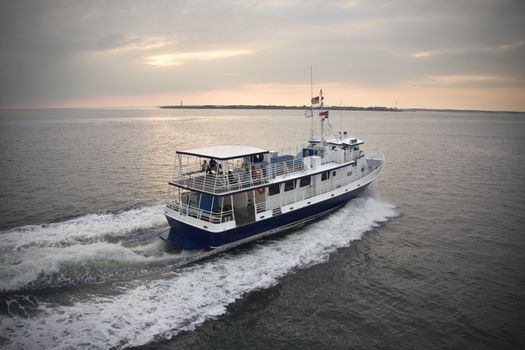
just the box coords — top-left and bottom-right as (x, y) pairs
(427, 74), (510, 85)
(0, 0), (524, 110)
(410, 39), (525, 58)
(97, 36), (176, 53)
(145, 49), (254, 67)
(411, 51), (438, 58)
(491, 39), (525, 51)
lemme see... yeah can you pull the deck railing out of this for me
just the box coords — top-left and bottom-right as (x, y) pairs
(254, 179), (339, 214)
(254, 156), (383, 214)
(171, 158), (306, 194)
(171, 149), (370, 195)
(167, 200), (234, 224)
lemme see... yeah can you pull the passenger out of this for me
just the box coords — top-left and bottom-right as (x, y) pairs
(208, 158), (217, 174)
(201, 160), (208, 172)
(228, 170), (235, 183)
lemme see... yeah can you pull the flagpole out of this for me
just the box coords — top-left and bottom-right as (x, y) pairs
(310, 66), (314, 141)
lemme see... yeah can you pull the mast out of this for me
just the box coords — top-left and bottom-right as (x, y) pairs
(339, 98), (343, 142)
(310, 66), (314, 141)
(320, 89), (324, 144)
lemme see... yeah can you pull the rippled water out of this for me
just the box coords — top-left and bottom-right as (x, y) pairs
(0, 108), (524, 349)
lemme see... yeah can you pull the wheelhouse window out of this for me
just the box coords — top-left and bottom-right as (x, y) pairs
(268, 183), (280, 196)
(321, 171), (331, 181)
(299, 176), (311, 187)
(284, 180), (296, 192)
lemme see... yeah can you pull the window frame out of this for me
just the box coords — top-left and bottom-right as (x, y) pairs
(299, 176), (311, 187)
(284, 180), (296, 192)
(268, 183), (280, 196)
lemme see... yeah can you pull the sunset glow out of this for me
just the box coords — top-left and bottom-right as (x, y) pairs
(145, 50), (253, 67)
(1, 1), (524, 111)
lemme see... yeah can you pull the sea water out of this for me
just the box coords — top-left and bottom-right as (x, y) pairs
(0, 108), (524, 349)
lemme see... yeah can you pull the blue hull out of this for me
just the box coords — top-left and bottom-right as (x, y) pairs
(164, 185), (369, 250)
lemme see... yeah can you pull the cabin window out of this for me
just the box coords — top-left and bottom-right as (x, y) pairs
(299, 176), (311, 187)
(347, 171), (352, 176)
(332, 171), (336, 177)
(361, 167), (365, 172)
(321, 171), (331, 181)
(284, 180), (296, 192)
(268, 183), (280, 196)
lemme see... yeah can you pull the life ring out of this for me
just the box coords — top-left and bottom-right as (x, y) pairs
(257, 187), (265, 194)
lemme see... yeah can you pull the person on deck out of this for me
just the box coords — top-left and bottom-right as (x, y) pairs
(207, 158), (217, 174)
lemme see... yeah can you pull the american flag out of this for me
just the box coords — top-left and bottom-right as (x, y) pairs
(311, 96), (320, 104)
(319, 110), (329, 118)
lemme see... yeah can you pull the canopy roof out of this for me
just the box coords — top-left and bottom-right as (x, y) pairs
(326, 137), (364, 146)
(177, 144), (269, 160)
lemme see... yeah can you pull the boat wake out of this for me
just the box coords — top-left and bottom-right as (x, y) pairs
(0, 204), (171, 292)
(0, 194), (397, 349)
(0, 204), (167, 250)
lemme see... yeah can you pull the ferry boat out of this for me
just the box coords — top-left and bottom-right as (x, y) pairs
(161, 90), (384, 251)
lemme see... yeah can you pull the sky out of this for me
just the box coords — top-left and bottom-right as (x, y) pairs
(1, 0), (524, 111)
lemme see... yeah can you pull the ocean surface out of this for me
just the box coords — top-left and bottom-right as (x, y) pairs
(0, 108), (524, 349)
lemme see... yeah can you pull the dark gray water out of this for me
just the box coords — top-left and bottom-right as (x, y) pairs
(0, 108), (524, 349)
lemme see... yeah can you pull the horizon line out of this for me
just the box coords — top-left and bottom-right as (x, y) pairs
(1, 104), (524, 114)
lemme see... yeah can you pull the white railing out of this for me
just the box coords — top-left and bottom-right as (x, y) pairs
(320, 150), (333, 164)
(365, 153), (384, 172)
(254, 181), (332, 213)
(172, 158), (306, 194)
(167, 200), (233, 224)
(254, 158), (383, 214)
(171, 148), (371, 194)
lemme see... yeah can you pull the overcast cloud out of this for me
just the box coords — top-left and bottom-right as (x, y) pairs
(1, 0), (524, 110)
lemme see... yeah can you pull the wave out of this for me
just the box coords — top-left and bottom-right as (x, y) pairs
(0, 204), (167, 251)
(0, 195), (397, 349)
(0, 204), (170, 292)
(0, 240), (179, 292)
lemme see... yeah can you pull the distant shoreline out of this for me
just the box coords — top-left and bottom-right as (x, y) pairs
(159, 105), (524, 114)
(160, 104), (400, 112)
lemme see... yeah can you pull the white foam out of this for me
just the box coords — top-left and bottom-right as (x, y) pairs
(0, 204), (167, 250)
(0, 240), (176, 292)
(0, 204), (170, 292)
(0, 196), (397, 350)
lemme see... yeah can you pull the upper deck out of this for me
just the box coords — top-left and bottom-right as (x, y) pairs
(169, 143), (362, 195)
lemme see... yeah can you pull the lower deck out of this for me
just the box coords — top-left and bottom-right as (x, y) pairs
(163, 181), (369, 250)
